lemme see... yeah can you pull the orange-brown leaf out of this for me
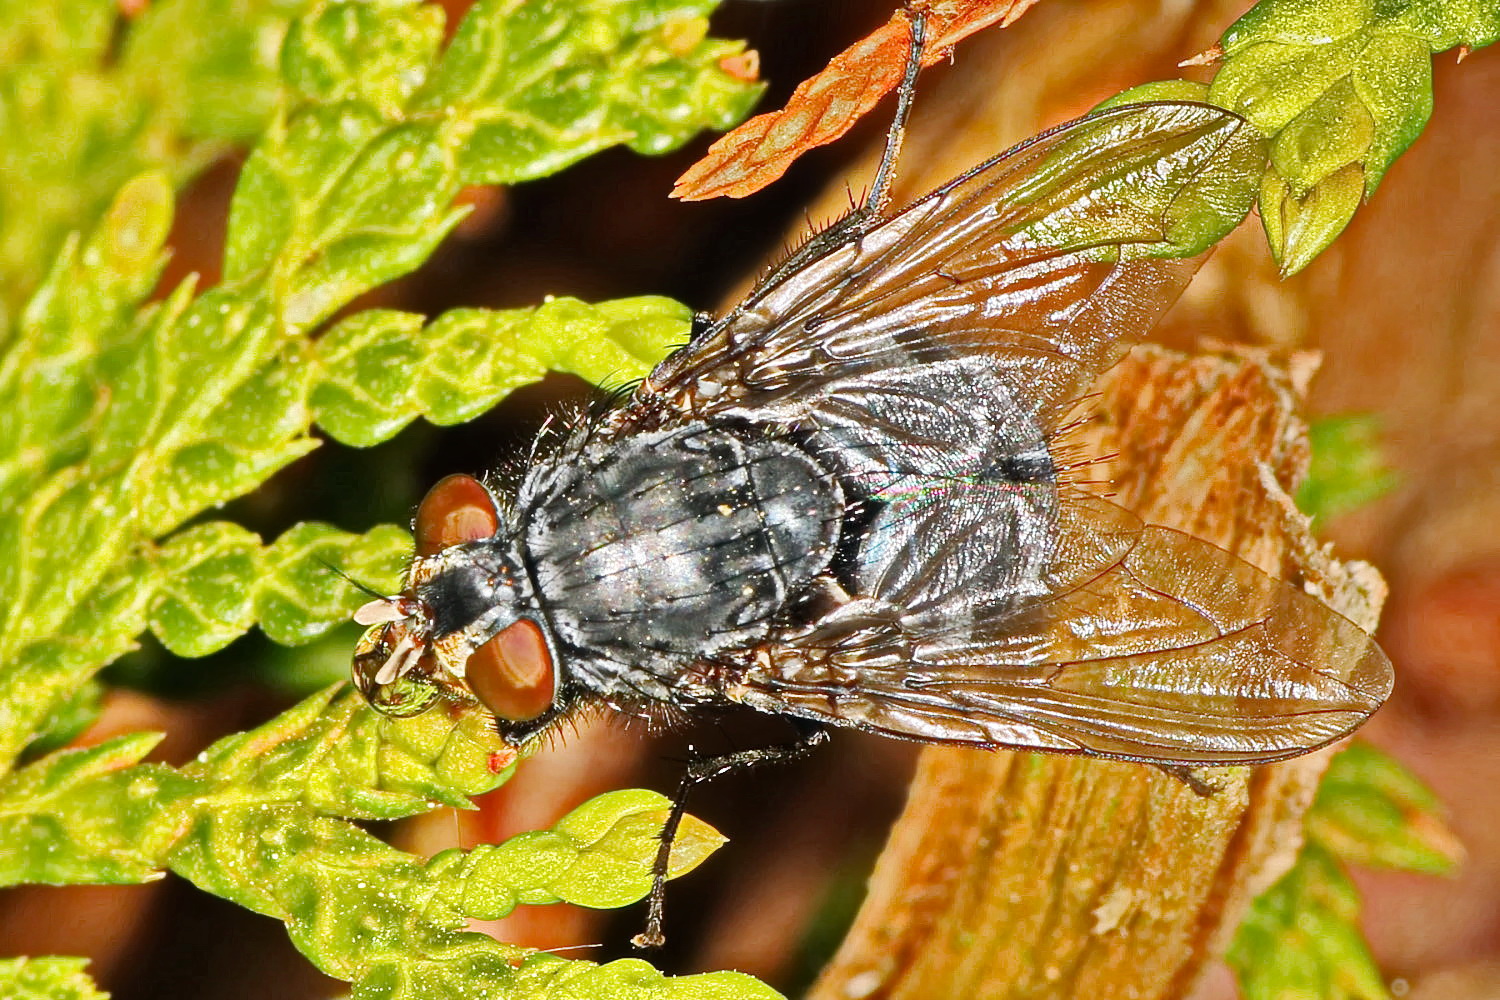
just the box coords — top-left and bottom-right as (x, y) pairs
(671, 0), (1042, 202)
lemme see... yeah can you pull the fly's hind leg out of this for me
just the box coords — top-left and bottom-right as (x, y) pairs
(632, 719), (831, 950)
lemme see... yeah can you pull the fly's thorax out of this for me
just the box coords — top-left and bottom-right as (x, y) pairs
(771, 351), (1064, 616)
(520, 421), (846, 684)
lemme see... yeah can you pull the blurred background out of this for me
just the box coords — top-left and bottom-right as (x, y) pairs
(2, 1), (1496, 997)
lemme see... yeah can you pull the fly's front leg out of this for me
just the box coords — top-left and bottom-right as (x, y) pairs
(632, 719), (831, 950)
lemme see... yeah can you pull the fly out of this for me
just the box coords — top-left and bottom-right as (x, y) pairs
(349, 13), (1393, 948)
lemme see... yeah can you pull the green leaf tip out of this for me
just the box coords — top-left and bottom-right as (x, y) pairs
(512, 958), (785, 1000)
(0, 732), (173, 887)
(548, 788), (726, 907)
(0, 683), (754, 991)
(1307, 741), (1464, 875)
(427, 789), (725, 919)
(383, 953), (786, 1000)
(0, 956), (107, 1000)
(1228, 842), (1389, 1000)
(1298, 414), (1399, 524)
(1101, 0), (1492, 274)
(147, 520), (412, 656)
(1230, 742), (1462, 1000)
(311, 295), (691, 448)
(161, 722), (752, 999)
(1259, 162), (1367, 277)
(1208, 0), (1494, 273)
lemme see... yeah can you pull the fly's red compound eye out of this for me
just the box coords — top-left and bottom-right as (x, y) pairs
(414, 474), (553, 721)
(465, 618), (556, 722)
(415, 474), (501, 557)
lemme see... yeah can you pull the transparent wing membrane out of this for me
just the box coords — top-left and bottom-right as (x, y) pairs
(626, 102), (1389, 765)
(738, 515), (1391, 764)
(642, 102), (1263, 432)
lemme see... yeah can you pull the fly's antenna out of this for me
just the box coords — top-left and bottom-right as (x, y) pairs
(317, 557), (389, 601)
(865, 7), (927, 215)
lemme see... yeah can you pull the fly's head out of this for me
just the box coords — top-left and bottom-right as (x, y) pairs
(350, 474), (559, 741)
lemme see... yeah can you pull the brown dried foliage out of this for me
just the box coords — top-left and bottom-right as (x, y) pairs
(671, 0), (1041, 202)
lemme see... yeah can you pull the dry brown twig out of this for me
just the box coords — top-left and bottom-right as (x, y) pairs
(671, 0), (1042, 201)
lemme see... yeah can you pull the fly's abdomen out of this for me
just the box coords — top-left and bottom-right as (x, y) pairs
(524, 423), (843, 662)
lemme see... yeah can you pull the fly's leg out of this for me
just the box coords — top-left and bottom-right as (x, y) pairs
(865, 7), (927, 214)
(631, 720), (831, 950)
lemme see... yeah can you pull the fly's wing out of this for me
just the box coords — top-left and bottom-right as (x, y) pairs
(632, 103), (1266, 622)
(634, 101), (1391, 762)
(733, 498), (1393, 765)
(634, 102), (1265, 436)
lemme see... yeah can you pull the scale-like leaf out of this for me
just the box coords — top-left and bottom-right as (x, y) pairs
(0, 733), (169, 885)
(0, 684), (757, 996)
(1106, 0), (1495, 274)
(0, 957), (107, 1000)
(0, 0), (306, 314)
(0, 2), (767, 994)
(1306, 741), (1464, 875)
(1214, 0), (1496, 272)
(147, 521), (411, 655)
(1230, 842), (1389, 1000)
(311, 297), (690, 447)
